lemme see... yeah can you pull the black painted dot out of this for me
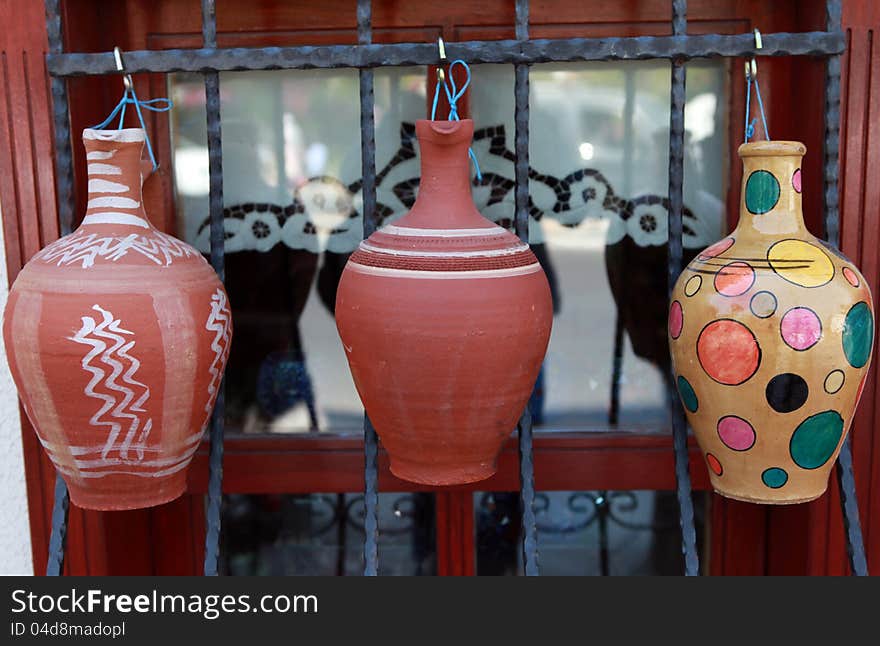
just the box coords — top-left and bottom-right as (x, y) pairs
(766, 373), (809, 413)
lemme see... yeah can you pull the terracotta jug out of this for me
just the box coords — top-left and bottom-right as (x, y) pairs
(669, 140), (874, 503)
(3, 128), (232, 510)
(335, 119), (553, 485)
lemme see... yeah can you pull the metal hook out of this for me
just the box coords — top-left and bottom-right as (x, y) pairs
(747, 28), (762, 79)
(113, 46), (133, 91)
(437, 37), (447, 83)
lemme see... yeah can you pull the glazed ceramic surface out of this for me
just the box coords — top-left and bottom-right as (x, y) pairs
(335, 119), (553, 485)
(3, 128), (232, 510)
(669, 141), (874, 504)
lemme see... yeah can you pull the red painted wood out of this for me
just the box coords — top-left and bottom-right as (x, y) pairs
(836, 0), (880, 576)
(436, 491), (476, 576)
(183, 433), (711, 494)
(5, 0), (873, 576)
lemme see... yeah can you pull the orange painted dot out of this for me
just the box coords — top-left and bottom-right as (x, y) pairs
(843, 267), (860, 287)
(714, 261), (755, 297)
(697, 319), (761, 385)
(706, 453), (723, 476)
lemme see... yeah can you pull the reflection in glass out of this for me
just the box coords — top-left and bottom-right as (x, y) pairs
(169, 60), (726, 435)
(222, 493), (436, 576)
(476, 490), (708, 575)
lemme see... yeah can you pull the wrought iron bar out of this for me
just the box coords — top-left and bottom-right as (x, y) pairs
(514, 0), (539, 577)
(46, 32), (844, 77)
(822, 0), (869, 577)
(357, 0), (380, 577)
(45, 474), (69, 576)
(201, 0), (226, 577)
(36, 0), (854, 580)
(667, 0), (700, 577)
(43, 0), (71, 578)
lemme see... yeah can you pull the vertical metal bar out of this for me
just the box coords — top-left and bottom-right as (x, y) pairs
(358, 0), (380, 577)
(44, 0), (71, 577)
(201, 0), (226, 576)
(667, 0), (700, 577)
(514, 0), (539, 577)
(608, 316), (625, 425)
(45, 475), (69, 576)
(822, 0), (868, 577)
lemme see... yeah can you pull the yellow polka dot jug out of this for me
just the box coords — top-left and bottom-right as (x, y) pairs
(669, 141), (874, 504)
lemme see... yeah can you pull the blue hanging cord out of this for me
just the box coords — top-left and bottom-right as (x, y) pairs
(744, 67), (770, 143)
(431, 59), (482, 181)
(90, 86), (172, 171)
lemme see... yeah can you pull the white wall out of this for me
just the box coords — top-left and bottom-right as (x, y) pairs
(0, 205), (34, 575)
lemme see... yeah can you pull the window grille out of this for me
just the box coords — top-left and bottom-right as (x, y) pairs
(41, 0), (866, 576)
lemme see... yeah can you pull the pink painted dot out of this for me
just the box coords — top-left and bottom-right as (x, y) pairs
(669, 300), (684, 339)
(698, 237), (735, 261)
(717, 416), (756, 451)
(714, 261), (755, 297)
(780, 307), (822, 351)
(792, 168), (802, 193)
(843, 267), (860, 287)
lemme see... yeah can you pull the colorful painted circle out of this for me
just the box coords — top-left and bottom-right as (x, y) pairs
(766, 373), (809, 413)
(669, 300), (684, 339)
(717, 415), (756, 451)
(767, 239), (834, 288)
(706, 453), (723, 476)
(824, 369), (845, 394)
(749, 290), (778, 318)
(789, 410), (845, 470)
(714, 261), (755, 297)
(698, 237), (734, 261)
(745, 170), (781, 214)
(685, 274), (702, 297)
(677, 376), (699, 413)
(842, 301), (874, 368)
(696, 319), (761, 385)
(842, 267), (860, 287)
(792, 168), (802, 193)
(762, 467), (789, 489)
(780, 307), (822, 351)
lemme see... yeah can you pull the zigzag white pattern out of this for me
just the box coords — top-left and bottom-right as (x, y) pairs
(203, 289), (232, 430)
(38, 230), (197, 268)
(68, 305), (153, 462)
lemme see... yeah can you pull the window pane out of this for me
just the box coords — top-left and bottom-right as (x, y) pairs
(475, 490), (708, 575)
(169, 60), (726, 436)
(222, 493), (436, 575)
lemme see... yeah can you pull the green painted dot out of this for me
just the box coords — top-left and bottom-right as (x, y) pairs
(745, 170), (781, 215)
(677, 376), (698, 413)
(789, 410), (844, 470)
(842, 301), (874, 368)
(762, 467), (789, 489)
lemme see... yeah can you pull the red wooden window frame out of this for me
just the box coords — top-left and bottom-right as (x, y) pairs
(2, 0), (878, 575)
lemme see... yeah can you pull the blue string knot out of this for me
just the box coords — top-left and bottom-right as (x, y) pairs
(91, 86), (173, 170)
(431, 59), (482, 181)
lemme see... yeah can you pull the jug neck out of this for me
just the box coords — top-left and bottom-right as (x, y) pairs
(735, 140), (807, 238)
(404, 120), (490, 229)
(81, 128), (151, 231)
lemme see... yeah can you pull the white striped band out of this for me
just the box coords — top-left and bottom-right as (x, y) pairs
(86, 150), (117, 160)
(81, 212), (150, 228)
(381, 225), (507, 238)
(359, 241), (530, 258)
(83, 128), (146, 142)
(40, 431), (204, 456)
(348, 261), (542, 279)
(87, 163), (122, 175)
(87, 196), (140, 209)
(88, 179), (129, 193)
(56, 459), (191, 479)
